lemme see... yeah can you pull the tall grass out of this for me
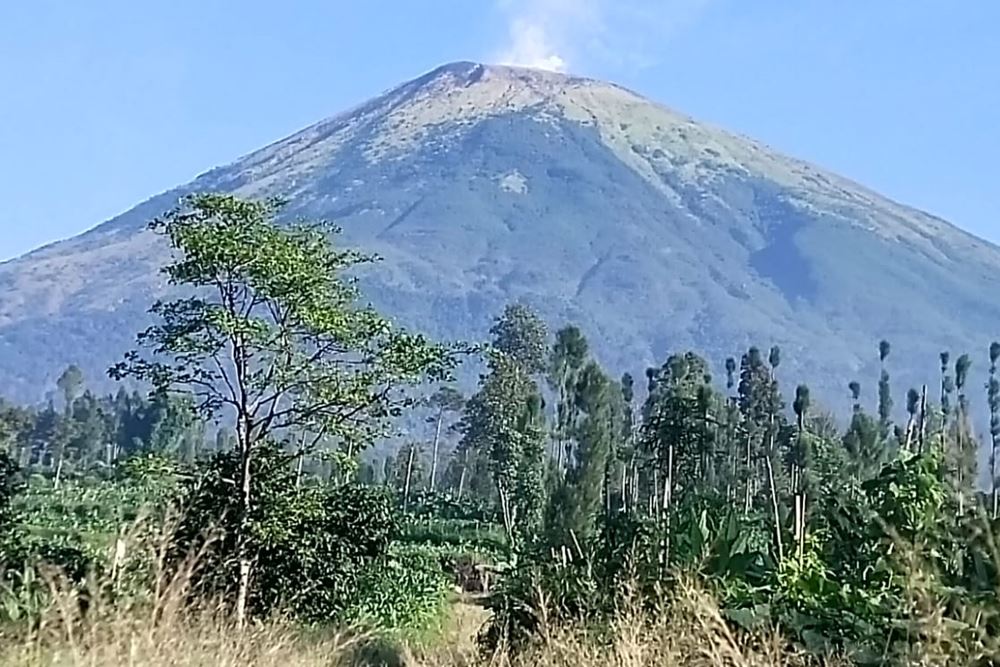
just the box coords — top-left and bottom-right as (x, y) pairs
(0, 568), (824, 667)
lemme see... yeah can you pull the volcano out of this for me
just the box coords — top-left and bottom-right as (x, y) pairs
(2, 62), (997, 406)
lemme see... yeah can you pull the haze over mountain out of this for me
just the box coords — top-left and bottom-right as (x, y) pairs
(2, 62), (998, 408)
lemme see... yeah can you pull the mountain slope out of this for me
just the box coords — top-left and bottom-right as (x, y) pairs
(2, 61), (998, 406)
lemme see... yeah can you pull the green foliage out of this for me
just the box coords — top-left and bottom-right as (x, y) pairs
(346, 543), (451, 637)
(109, 193), (459, 625)
(546, 358), (618, 547)
(461, 308), (547, 552)
(0, 451), (22, 529)
(112, 193), (457, 452)
(489, 304), (548, 375)
(169, 443), (396, 622)
(8, 192), (1000, 661)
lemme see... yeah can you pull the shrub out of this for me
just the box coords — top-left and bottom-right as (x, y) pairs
(170, 443), (397, 622)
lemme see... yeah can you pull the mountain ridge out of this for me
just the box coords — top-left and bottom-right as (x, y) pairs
(1, 61), (997, 411)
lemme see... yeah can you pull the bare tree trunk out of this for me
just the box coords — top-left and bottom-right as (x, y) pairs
(457, 448), (469, 499)
(993, 446), (998, 520)
(497, 483), (517, 550)
(940, 378), (948, 452)
(904, 414), (915, 452)
(956, 411), (966, 518)
(620, 458), (628, 514)
(743, 433), (753, 516)
(235, 437), (253, 630)
(631, 461), (639, 513)
(794, 413), (806, 562)
(429, 411), (444, 490)
(403, 445), (416, 512)
(662, 443), (674, 570)
(794, 495), (806, 564)
(764, 452), (784, 563)
(918, 385), (927, 454)
(54, 450), (64, 489)
(652, 468), (660, 520)
(603, 454), (613, 519)
(295, 449), (305, 489)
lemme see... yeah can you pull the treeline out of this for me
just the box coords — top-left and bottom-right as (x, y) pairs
(0, 373), (204, 478)
(442, 313), (1000, 661)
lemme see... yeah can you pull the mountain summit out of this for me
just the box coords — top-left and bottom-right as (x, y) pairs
(2, 62), (998, 403)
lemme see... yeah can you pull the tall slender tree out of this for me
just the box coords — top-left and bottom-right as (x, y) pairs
(877, 340), (893, 441)
(792, 384), (811, 563)
(460, 305), (548, 553)
(904, 388), (920, 451)
(989, 342), (1000, 518)
(849, 381), (862, 413)
(736, 347), (785, 560)
(56, 365), (85, 415)
(550, 361), (616, 546)
(940, 351), (952, 450)
(424, 386), (465, 490)
(954, 353), (973, 515)
(548, 326), (589, 476)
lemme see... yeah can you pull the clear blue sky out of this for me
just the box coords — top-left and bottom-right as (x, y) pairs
(1, 1), (997, 261)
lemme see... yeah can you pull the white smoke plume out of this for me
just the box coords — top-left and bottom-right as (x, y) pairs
(493, 0), (711, 73)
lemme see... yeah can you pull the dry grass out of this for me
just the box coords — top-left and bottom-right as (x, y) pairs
(448, 580), (833, 667)
(0, 574), (829, 667)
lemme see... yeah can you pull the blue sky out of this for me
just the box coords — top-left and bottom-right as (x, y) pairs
(1, 1), (997, 261)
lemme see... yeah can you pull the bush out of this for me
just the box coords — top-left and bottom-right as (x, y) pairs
(170, 443), (397, 622)
(346, 543), (451, 637)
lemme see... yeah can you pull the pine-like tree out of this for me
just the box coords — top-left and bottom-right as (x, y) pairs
(954, 353), (974, 515)
(877, 340), (893, 440)
(791, 384), (811, 562)
(989, 342), (1000, 518)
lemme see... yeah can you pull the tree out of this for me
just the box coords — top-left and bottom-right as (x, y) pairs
(52, 365), (86, 483)
(0, 449), (22, 532)
(619, 372), (638, 512)
(940, 351), (952, 450)
(171, 443), (396, 622)
(467, 353), (546, 552)
(877, 340), (893, 440)
(546, 360), (616, 547)
(736, 347), (786, 560)
(764, 346), (786, 562)
(849, 381), (862, 413)
(424, 386), (464, 490)
(110, 194), (454, 626)
(394, 442), (427, 509)
(953, 353), (974, 515)
(641, 351), (715, 566)
(989, 342), (1000, 518)
(842, 410), (883, 481)
(791, 384), (811, 562)
(56, 365), (85, 414)
(489, 303), (548, 374)
(903, 388), (920, 451)
(460, 305), (548, 553)
(548, 326), (589, 475)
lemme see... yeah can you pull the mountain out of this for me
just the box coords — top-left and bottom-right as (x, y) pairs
(2, 61), (999, 409)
